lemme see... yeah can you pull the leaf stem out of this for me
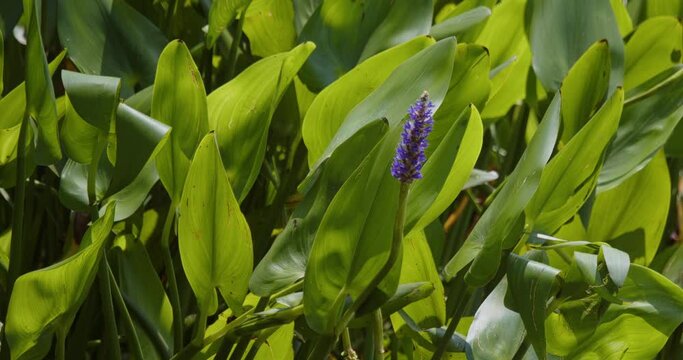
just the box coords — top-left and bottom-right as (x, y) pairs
(372, 309), (384, 360)
(106, 258), (145, 360)
(342, 328), (358, 360)
(431, 281), (471, 360)
(161, 201), (184, 353)
(7, 112), (30, 306)
(226, 2), (250, 80)
(98, 253), (122, 360)
(56, 327), (67, 360)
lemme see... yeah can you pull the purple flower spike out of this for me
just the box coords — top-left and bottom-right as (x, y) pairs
(391, 91), (434, 183)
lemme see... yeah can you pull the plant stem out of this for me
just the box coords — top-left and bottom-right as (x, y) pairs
(431, 283), (470, 360)
(56, 327), (67, 360)
(161, 201), (184, 353)
(228, 296), (269, 360)
(342, 328), (358, 360)
(122, 292), (172, 358)
(225, 2), (250, 80)
(372, 309), (384, 360)
(7, 112), (30, 306)
(98, 253), (122, 360)
(106, 259), (145, 360)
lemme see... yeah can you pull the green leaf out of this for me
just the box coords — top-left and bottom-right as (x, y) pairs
(61, 71), (121, 133)
(598, 66), (683, 189)
(600, 245), (630, 288)
(505, 253), (561, 360)
(302, 36), (435, 165)
(57, 0), (167, 95)
(565, 265), (683, 359)
(6, 204), (115, 360)
(249, 120), (388, 296)
(588, 151), (670, 265)
(624, 16), (682, 90)
(207, 42), (314, 202)
(406, 105), (483, 233)
(560, 40), (611, 143)
(25, 0), (61, 164)
(476, 0), (530, 119)
(395, 231), (446, 329)
(60, 96), (99, 164)
(429, 6), (491, 41)
(107, 103), (170, 196)
(178, 133), (253, 315)
(527, 0), (624, 92)
(207, 0), (250, 48)
(243, 0), (297, 57)
(0, 29), (4, 96)
(526, 88), (624, 234)
(111, 234), (174, 359)
(466, 277), (525, 360)
(444, 94), (561, 285)
(297, 0), (433, 90)
(309, 37), (457, 177)
(303, 124), (402, 334)
(253, 323), (295, 359)
(152, 40), (209, 202)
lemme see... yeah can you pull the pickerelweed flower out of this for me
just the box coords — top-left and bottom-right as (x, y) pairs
(391, 91), (434, 183)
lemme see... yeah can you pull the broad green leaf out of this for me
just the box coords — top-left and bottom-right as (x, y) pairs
(646, 0), (682, 20)
(61, 71), (121, 133)
(309, 37), (457, 177)
(527, 0), (624, 92)
(60, 96), (99, 164)
(467, 277), (525, 360)
(178, 133), (253, 315)
(297, 0), (432, 90)
(560, 40), (611, 143)
(207, 0), (250, 48)
(208, 43), (314, 202)
(588, 151), (670, 265)
(111, 234), (174, 359)
(6, 205), (115, 360)
(58, 158), (112, 213)
(107, 103), (170, 196)
(395, 231), (446, 329)
(406, 105), (483, 232)
(250, 120), (389, 296)
(101, 161), (160, 221)
(526, 88), (624, 234)
(598, 66), (683, 189)
(444, 94), (561, 285)
(565, 265), (683, 359)
(253, 323), (295, 359)
(600, 245), (630, 288)
(302, 36), (435, 165)
(429, 7), (491, 41)
(624, 16), (682, 90)
(25, 0), (61, 164)
(505, 253), (561, 359)
(57, 0), (167, 95)
(152, 40), (209, 201)
(243, 0), (297, 57)
(427, 43), (490, 149)
(303, 125), (402, 334)
(357, 0), (432, 62)
(476, 0), (530, 119)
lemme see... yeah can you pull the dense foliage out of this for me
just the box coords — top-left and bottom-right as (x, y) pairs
(0, 0), (682, 359)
